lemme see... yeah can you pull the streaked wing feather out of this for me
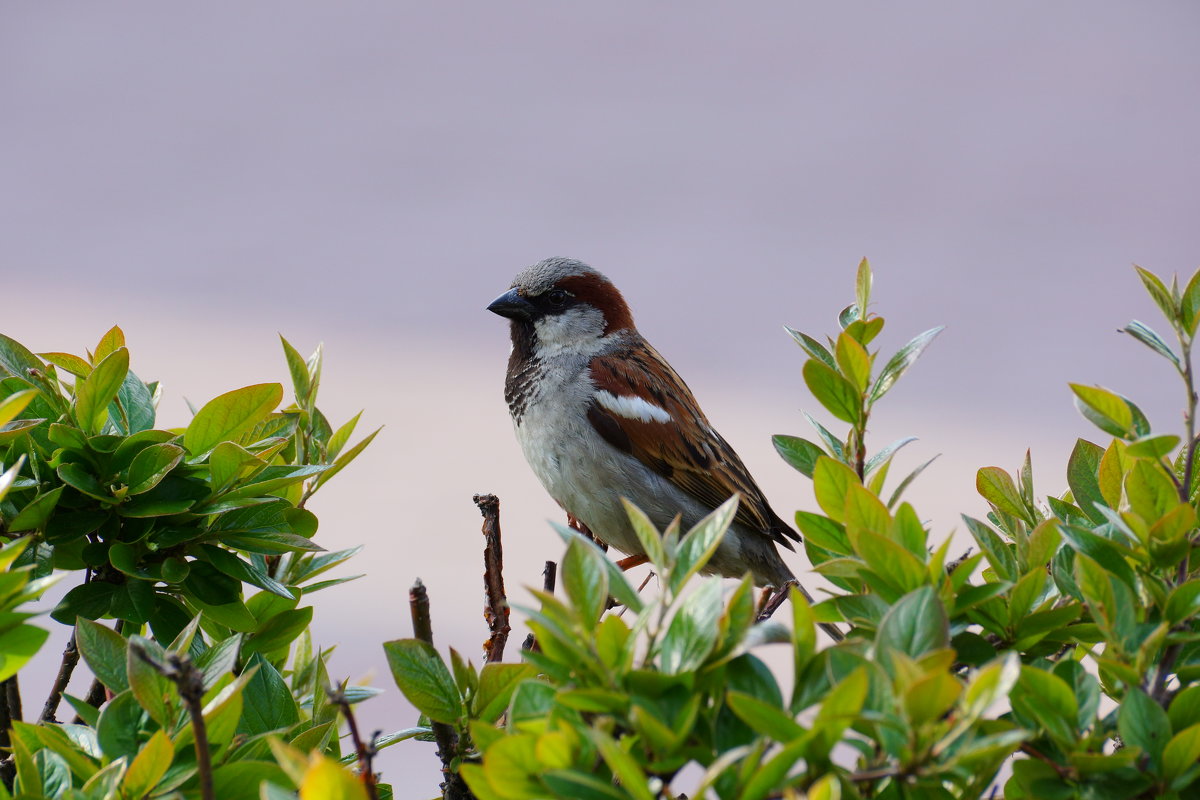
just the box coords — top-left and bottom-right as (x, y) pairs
(586, 341), (798, 548)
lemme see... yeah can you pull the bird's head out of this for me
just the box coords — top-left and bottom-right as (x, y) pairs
(487, 258), (635, 354)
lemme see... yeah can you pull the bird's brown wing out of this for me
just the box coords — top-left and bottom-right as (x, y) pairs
(586, 338), (798, 549)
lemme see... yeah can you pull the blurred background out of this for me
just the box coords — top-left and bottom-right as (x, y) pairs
(3, 1), (1199, 788)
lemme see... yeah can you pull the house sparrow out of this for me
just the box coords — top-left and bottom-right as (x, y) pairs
(488, 257), (832, 621)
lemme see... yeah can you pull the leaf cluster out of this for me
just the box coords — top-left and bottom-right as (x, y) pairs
(0, 329), (383, 799)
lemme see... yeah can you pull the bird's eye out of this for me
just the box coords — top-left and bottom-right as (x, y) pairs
(545, 289), (568, 308)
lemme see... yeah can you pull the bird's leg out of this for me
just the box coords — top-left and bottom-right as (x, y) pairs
(567, 514), (607, 552)
(615, 554), (649, 571)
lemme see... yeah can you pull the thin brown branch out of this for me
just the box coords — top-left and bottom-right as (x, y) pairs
(409, 580), (470, 800)
(756, 580), (845, 642)
(473, 494), (511, 663)
(0, 679), (12, 753)
(40, 631), (80, 723)
(131, 644), (213, 800)
(329, 686), (380, 800)
(4, 678), (20, 729)
(522, 561), (556, 652)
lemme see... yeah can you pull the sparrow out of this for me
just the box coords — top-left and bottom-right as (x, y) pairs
(487, 257), (831, 619)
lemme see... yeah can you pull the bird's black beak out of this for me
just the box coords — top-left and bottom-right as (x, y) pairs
(486, 288), (536, 321)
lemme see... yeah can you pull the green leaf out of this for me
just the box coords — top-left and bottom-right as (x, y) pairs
(75, 347), (130, 434)
(0, 625), (50, 682)
(1163, 724), (1200, 785)
(0, 334), (47, 382)
(785, 326), (837, 370)
(962, 515), (1016, 582)
(660, 577), (722, 673)
(1182, 269), (1200, 335)
(1012, 667), (1079, 750)
(237, 654), (301, 736)
(184, 383), (283, 456)
(622, 499), (664, 569)
(76, 618), (129, 693)
(794, 511), (851, 555)
(126, 637), (176, 728)
(772, 434), (825, 478)
(1135, 265), (1178, 323)
(869, 326), (943, 404)
(865, 436), (917, 476)
(383, 639), (463, 725)
(803, 358), (861, 424)
(0, 388), (37, 427)
(804, 411), (846, 460)
(1058, 524), (1138, 592)
(198, 544), (294, 599)
(1126, 459), (1178, 520)
(1166, 580), (1200, 625)
(592, 731), (655, 800)
(475, 663), (536, 723)
(279, 336), (311, 408)
(1066, 438), (1107, 523)
(855, 257), (872, 317)
(39, 351), (91, 378)
(243, 607), (313, 658)
(976, 466), (1030, 523)
(1122, 321), (1180, 367)
(217, 464), (327, 501)
(875, 586), (948, 668)
(1069, 384), (1134, 438)
(1126, 433), (1181, 460)
(1119, 687), (1171, 768)
(52, 581), (118, 624)
(726, 690), (804, 742)
(56, 462), (109, 501)
(813, 456), (860, 523)
(670, 496), (737, 594)
(7, 486), (64, 532)
(126, 443), (185, 495)
(835, 332), (871, 392)
(562, 537), (608, 623)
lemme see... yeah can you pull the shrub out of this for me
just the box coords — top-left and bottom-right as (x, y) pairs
(0, 330), (382, 799)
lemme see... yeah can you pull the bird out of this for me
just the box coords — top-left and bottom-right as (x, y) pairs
(487, 257), (839, 635)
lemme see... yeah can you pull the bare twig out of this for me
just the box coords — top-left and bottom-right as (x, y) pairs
(0, 678), (12, 754)
(522, 561), (557, 651)
(329, 685), (380, 800)
(40, 631), (80, 723)
(131, 644), (213, 800)
(473, 494), (511, 663)
(409, 580), (470, 800)
(756, 580), (845, 641)
(4, 678), (20, 729)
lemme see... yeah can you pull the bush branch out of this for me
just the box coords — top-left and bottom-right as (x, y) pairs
(473, 494), (511, 663)
(328, 686), (380, 800)
(131, 644), (213, 800)
(409, 580), (470, 800)
(39, 631), (80, 723)
(522, 561), (556, 652)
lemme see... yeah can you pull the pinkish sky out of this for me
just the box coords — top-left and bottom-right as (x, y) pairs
(4, 2), (1199, 789)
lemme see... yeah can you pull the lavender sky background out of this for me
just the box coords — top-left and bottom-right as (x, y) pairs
(4, 2), (1200, 788)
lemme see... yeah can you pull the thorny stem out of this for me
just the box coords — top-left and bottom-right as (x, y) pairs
(132, 644), (213, 800)
(329, 687), (380, 800)
(409, 580), (471, 800)
(40, 630), (80, 723)
(474, 494), (511, 663)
